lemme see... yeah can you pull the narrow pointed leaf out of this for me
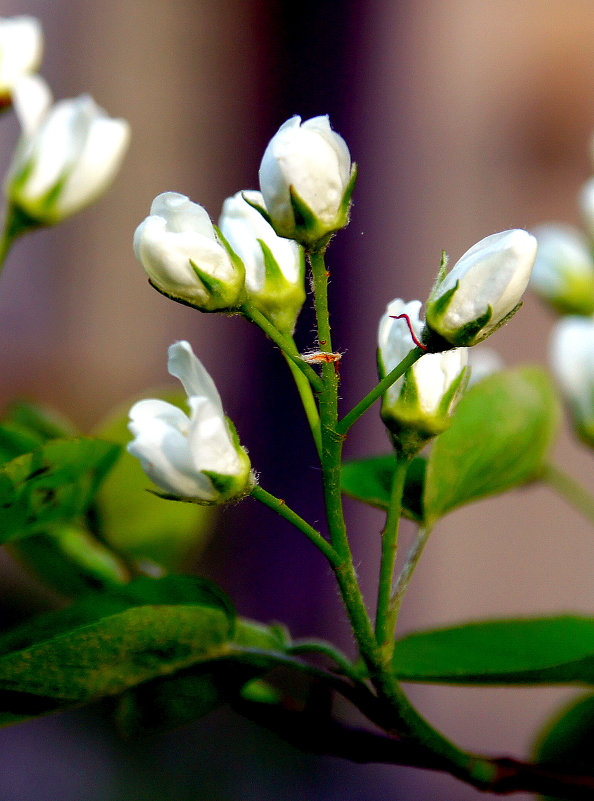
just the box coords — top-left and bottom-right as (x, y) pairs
(392, 616), (594, 684)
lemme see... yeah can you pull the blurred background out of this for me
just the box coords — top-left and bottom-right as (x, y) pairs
(0, 0), (593, 798)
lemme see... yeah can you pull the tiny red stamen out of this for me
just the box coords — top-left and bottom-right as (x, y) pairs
(390, 314), (427, 351)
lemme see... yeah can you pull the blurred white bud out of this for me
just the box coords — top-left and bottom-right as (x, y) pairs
(0, 16), (42, 101)
(6, 75), (130, 224)
(530, 224), (594, 316)
(550, 315), (594, 447)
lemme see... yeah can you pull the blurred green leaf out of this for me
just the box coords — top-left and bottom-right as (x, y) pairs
(534, 693), (594, 800)
(94, 393), (214, 571)
(423, 366), (560, 525)
(0, 437), (121, 543)
(2, 401), (76, 441)
(341, 455), (426, 522)
(0, 576), (288, 729)
(392, 616), (594, 684)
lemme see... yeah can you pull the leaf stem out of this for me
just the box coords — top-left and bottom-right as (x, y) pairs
(391, 525), (433, 622)
(240, 302), (324, 393)
(337, 347), (424, 435)
(287, 638), (363, 681)
(375, 456), (409, 661)
(250, 484), (339, 565)
(541, 463), (594, 526)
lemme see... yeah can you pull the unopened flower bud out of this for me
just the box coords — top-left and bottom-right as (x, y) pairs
(6, 75), (130, 224)
(128, 341), (253, 502)
(0, 16), (42, 105)
(378, 298), (468, 456)
(530, 224), (594, 316)
(134, 192), (245, 312)
(258, 115), (356, 248)
(549, 315), (594, 447)
(219, 190), (305, 333)
(424, 229), (537, 349)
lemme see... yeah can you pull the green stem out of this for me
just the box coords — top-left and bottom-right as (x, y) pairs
(307, 248), (490, 786)
(282, 352), (322, 459)
(250, 484), (339, 565)
(375, 457), (409, 661)
(391, 525), (432, 623)
(287, 638), (363, 681)
(240, 302), (324, 393)
(337, 347), (424, 435)
(541, 463), (594, 526)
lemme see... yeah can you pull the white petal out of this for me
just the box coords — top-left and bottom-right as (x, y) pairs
(187, 396), (241, 476)
(151, 192), (215, 238)
(0, 16), (43, 92)
(11, 73), (52, 138)
(167, 341), (223, 412)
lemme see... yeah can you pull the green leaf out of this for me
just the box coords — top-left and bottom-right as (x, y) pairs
(392, 616), (594, 684)
(341, 455), (426, 522)
(0, 437), (121, 543)
(2, 401), (76, 442)
(94, 395), (214, 570)
(0, 576), (286, 729)
(534, 693), (594, 800)
(423, 366), (560, 525)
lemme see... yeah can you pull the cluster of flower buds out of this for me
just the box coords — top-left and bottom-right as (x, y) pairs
(377, 230), (537, 452)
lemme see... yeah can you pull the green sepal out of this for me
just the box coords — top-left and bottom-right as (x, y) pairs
(253, 237), (306, 334)
(189, 258), (244, 311)
(473, 300), (523, 344)
(339, 163), (358, 217)
(241, 192), (273, 227)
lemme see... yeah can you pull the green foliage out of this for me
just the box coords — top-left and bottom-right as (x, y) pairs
(341, 454), (426, 522)
(0, 437), (120, 543)
(392, 616), (594, 684)
(94, 394), (214, 570)
(0, 575), (288, 732)
(343, 367), (560, 527)
(423, 366), (559, 524)
(534, 693), (594, 800)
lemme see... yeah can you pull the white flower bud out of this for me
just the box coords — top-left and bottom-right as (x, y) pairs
(549, 315), (594, 447)
(219, 190), (305, 333)
(127, 341), (253, 502)
(134, 192), (245, 312)
(258, 115), (356, 247)
(6, 75), (130, 224)
(424, 230), (537, 348)
(0, 16), (43, 101)
(530, 224), (594, 316)
(378, 298), (468, 454)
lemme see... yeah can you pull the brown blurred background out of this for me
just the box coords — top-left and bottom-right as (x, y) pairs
(0, 1), (593, 799)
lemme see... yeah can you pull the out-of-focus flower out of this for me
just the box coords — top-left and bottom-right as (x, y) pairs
(258, 115), (356, 248)
(134, 192), (245, 312)
(549, 315), (594, 447)
(467, 346), (504, 388)
(579, 177), (594, 243)
(530, 224), (594, 316)
(127, 341), (253, 502)
(424, 229), (537, 349)
(6, 75), (130, 224)
(0, 16), (43, 103)
(378, 298), (468, 455)
(219, 190), (305, 333)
